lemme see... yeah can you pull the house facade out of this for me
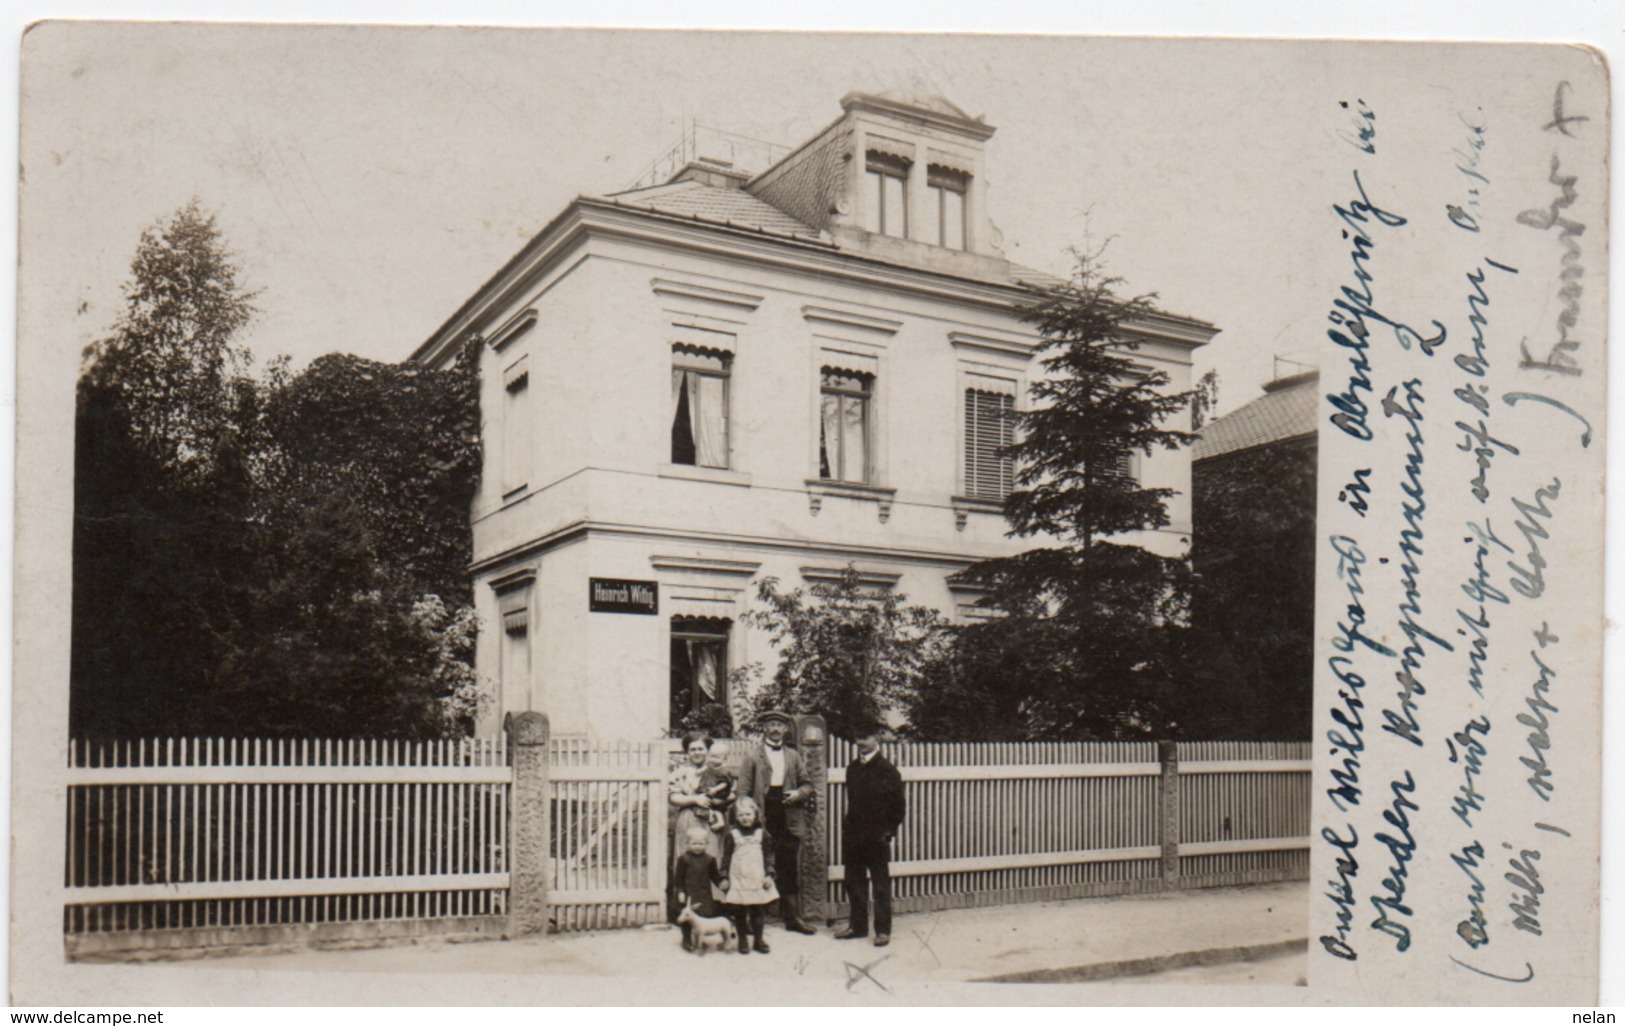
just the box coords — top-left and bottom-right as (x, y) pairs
(412, 92), (1217, 740)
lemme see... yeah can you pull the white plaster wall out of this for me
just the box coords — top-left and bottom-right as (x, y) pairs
(465, 229), (1203, 739)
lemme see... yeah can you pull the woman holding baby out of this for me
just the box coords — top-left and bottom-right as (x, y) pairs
(667, 731), (727, 925)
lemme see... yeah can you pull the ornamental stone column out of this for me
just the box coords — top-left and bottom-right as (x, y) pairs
(1158, 739), (1181, 891)
(505, 711), (551, 937)
(793, 714), (829, 924)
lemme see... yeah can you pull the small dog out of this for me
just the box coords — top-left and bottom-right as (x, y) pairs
(677, 904), (737, 955)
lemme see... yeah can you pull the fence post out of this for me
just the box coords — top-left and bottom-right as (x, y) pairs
(792, 714), (829, 924)
(505, 711), (551, 938)
(1158, 739), (1180, 890)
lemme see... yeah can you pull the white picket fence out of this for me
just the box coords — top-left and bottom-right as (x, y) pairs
(64, 736), (511, 954)
(822, 739), (1311, 917)
(546, 737), (672, 931)
(63, 733), (1312, 950)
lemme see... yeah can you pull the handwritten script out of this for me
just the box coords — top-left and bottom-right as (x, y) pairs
(1313, 78), (1601, 1003)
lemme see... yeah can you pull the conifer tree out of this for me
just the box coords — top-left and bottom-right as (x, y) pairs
(910, 255), (1196, 740)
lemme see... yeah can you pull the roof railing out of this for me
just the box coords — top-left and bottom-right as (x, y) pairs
(626, 122), (790, 191)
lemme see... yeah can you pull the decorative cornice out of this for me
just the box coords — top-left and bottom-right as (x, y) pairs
(949, 330), (1037, 359)
(486, 309), (537, 352)
(412, 198), (1035, 367)
(470, 518), (1010, 580)
(801, 305), (903, 336)
(841, 92), (997, 142)
(489, 566), (537, 593)
(649, 555), (763, 579)
(1119, 311), (1220, 349)
(652, 277), (765, 311)
(799, 566), (902, 589)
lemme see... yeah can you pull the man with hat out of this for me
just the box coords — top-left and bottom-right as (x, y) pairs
(736, 709), (818, 935)
(834, 722), (904, 946)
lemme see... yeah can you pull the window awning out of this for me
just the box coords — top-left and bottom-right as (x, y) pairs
(927, 149), (975, 178)
(965, 370), (1018, 396)
(865, 134), (915, 165)
(820, 348), (878, 378)
(666, 593), (740, 620)
(671, 322), (736, 354)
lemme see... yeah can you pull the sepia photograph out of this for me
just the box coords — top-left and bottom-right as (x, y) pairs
(8, 18), (1611, 1008)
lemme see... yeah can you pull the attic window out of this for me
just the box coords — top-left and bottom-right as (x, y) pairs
(864, 152), (910, 239)
(927, 167), (969, 250)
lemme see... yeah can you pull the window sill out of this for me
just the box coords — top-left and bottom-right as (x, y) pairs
(660, 463), (752, 488)
(951, 494), (1006, 512)
(950, 494), (1006, 531)
(804, 479), (897, 522)
(805, 478), (895, 499)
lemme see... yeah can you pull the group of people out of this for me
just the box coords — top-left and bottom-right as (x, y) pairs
(668, 712), (905, 953)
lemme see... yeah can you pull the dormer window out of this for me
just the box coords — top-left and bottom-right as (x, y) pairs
(863, 152), (910, 238)
(928, 167), (969, 250)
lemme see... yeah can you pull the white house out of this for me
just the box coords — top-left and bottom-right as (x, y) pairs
(411, 92), (1217, 740)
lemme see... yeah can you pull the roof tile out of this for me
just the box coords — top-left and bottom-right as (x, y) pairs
(604, 181), (825, 241)
(1192, 373), (1318, 460)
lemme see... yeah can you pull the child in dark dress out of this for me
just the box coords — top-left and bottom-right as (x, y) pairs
(673, 826), (727, 951)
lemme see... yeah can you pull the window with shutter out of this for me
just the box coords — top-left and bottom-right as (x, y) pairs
(1099, 451), (1136, 481)
(964, 388), (1015, 500)
(502, 357), (531, 496)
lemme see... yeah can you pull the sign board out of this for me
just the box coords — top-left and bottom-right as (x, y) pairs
(588, 577), (659, 615)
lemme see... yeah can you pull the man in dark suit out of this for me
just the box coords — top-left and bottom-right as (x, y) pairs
(836, 723), (905, 946)
(736, 710), (817, 935)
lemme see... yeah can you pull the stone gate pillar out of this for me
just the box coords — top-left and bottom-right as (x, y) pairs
(792, 714), (829, 923)
(1158, 739), (1181, 891)
(506, 711), (551, 937)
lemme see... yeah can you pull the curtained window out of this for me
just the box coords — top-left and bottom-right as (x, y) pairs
(671, 347), (730, 469)
(819, 369), (872, 484)
(964, 387), (1015, 500)
(670, 619), (730, 727)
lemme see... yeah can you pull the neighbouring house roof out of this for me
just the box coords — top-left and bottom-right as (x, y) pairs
(602, 180), (827, 242)
(1192, 370), (1319, 461)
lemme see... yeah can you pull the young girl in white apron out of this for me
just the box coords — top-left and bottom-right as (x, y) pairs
(720, 797), (779, 953)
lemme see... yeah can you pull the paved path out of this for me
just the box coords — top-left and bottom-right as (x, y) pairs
(174, 882), (1308, 999)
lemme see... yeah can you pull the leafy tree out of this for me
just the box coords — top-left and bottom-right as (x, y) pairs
(72, 202), (270, 738)
(1186, 437), (1316, 740)
(261, 347), (480, 607)
(671, 702), (738, 741)
(910, 255), (1196, 740)
(72, 201), (483, 740)
(1190, 369), (1220, 430)
(732, 568), (949, 740)
(215, 492), (480, 737)
(80, 200), (262, 485)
